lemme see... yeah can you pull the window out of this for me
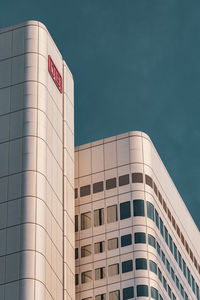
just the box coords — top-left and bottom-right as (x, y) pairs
(94, 208), (104, 226)
(134, 232), (146, 244)
(75, 215), (78, 232)
(107, 205), (118, 223)
(132, 172), (143, 183)
(137, 285), (148, 297)
(123, 287), (134, 300)
(169, 235), (173, 253)
(182, 259), (186, 277)
(180, 284), (184, 297)
(151, 287), (158, 300)
(135, 258), (147, 270)
(155, 210), (159, 228)
(196, 284), (199, 300)
(133, 199), (145, 216)
(166, 260), (170, 273)
(157, 242), (161, 256)
(81, 270), (92, 283)
(185, 292), (188, 300)
(160, 296), (164, 300)
(95, 294), (106, 300)
(178, 251), (182, 270)
(94, 241), (105, 254)
(158, 268), (162, 282)
(192, 275), (195, 292)
(106, 178), (116, 190)
(121, 234), (132, 247)
(160, 218), (164, 236)
(122, 260), (133, 273)
(108, 238), (118, 250)
(81, 212), (91, 230)
(147, 201), (154, 221)
(75, 248), (78, 259)
(93, 181), (103, 193)
(175, 276), (179, 289)
(153, 183), (158, 195)
(109, 291), (120, 300)
(187, 267), (191, 286)
(172, 294), (176, 300)
(75, 188), (78, 199)
(168, 286), (171, 298)
(75, 274), (79, 285)
(163, 277), (167, 290)
(119, 174), (129, 186)
(164, 226), (168, 245)
(108, 264), (119, 276)
(173, 243), (177, 261)
(145, 174), (153, 187)
(171, 267), (175, 281)
(95, 267), (105, 280)
(148, 234), (156, 248)
(81, 245), (91, 257)
(161, 251), (165, 264)
(80, 185), (91, 197)
(120, 201), (131, 220)
(149, 260), (157, 274)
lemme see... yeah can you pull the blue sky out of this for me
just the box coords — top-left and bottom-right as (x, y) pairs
(1, 0), (200, 229)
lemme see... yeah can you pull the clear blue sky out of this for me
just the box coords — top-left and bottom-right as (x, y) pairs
(1, 0), (200, 230)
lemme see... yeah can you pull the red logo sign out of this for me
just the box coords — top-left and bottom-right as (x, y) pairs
(48, 55), (63, 93)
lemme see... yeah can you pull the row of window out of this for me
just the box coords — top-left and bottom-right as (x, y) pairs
(75, 172), (200, 274)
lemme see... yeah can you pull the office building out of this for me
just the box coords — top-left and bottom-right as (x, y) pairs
(0, 21), (74, 300)
(75, 131), (200, 300)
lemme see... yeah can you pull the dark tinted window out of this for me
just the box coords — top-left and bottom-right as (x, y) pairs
(75, 215), (78, 232)
(75, 274), (79, 285)
(106, 178), (117, 190)
(132, 172), (143, 183)
(121, 234), (132, 247)
(149, 260), (157, 274)
(164, 226), (168, 245)
(133, 199), (145, 216)
(93, 181), (103, 193)
(75, 248), (78, 259)
(120, 201), (131, 220)
(123, 287), (134, 300)
(119, 174), (129, 186)
(145, 175), (153, 187)
(147, 201), (154, 221)
(155, 210), (159, 228)
(135, 232), (146, 244)
(122, 260), (133, 273)
(75, 188), (78, 199)
(137, 285), (148, 297)
(148, 234), (156, 248)
(136, 258), (147, 270)
(160, 218), (164, 236)
(80, 185), (91, 197)
(151, 287), (158, 300)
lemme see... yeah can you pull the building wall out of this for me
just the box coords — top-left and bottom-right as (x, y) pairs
(75, 131), (200, 300)
(0, 21), (74, 300)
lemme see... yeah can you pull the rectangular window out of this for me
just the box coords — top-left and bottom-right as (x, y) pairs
(153, 183), (158, 195)
(137, 285), (149, 297)
(108, 264), (119, 276)
(106, 178), (117, 190)
(81, 270), (92, 283)
(173, 243), (177, 261)
(119, 174), (129, 186)
(120, 201), (131, 220)
(132, 172), (143, 183)
(75, 215), (78, 232)
(81, 244), (91, 258)
(107, 205), (118, 223)
(175, 276), (179, 289)
(185, 292), (188, 300)
(187, 267), (191, 286)
(158, 268), (162, 282)
(149, 260), (157, 274)
(172, 294), (176, 300)
(94, 241), (105, 254)
(171, 267), (175, 281)
(75, 274), (79, 285)
(164, 226), (168, 245)
(182, 259), (186, 277)
(166, 260), (170, 273)
(95, 294), (106, 300)
(94, 208), (104, 226)
(145, 174), (153, 187)
(80, 185), (91, 197)
(148, 234), (156, 248)
(157, 242), (161, 256)
(161, 251), (165, 264)
(121, 234), (132, 247)
(155, 210), (159, 228)
(75, 188), (78, 199)
(196, 284), (199, 300)
(123, 287), (134, 300)
(151, 287), (158, 300)
(147, 201), (154, 221)
(75, 248), (78, 259)
(160, 218), (164, 236)
(109, 291), (120, 300)
(81, 212), (91, 230)
(180, 284), (184, 297)
(169, 235), (173, 253)
(135, 232), (146, 244)
(192, 275), (195, 293)
(168, 286), (171, 298)
(133, 199), (145, 216)
(178, 251), (182, 270)
(108, 238), (118, 250)
(93, 181), (104, 193)
(122, 260), (133, 273)
(135, 258), (147, 270)
(163, 277), (167, 290)
(95, 267), (105, 280)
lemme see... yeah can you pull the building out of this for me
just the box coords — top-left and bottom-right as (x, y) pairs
(75, 131), (200, 300)
(0, 21), (74, 300)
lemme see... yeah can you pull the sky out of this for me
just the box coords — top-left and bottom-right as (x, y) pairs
(1, 0), (200, 230)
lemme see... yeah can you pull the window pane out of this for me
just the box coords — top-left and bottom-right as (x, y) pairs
(147, 201), (154, 221)
(149, 260), (157, 274)
(135, 258), (147, 270)
(109, 291), (120, 300)
(95, 294), (106, 300)
(134, 232), (146, 244)
(161, 251), (165, 264)
(81, 270), (92, 283)
(75, 274), (79, 285)
(166, 260), (170, 273)
(120, 201), (131, 220)
(122, 260), (133, 273)
(163, 277), (167, 290)
(158, 268), (162, 282)
(123, 287), (134, 300)
(174, 243), (177, 261)
(137, 285), (148, 297)
(81, 212), (91, 230)
(151, 287), (158, 300)
(75, 215), (78, 232)
(145, 175), (153, 187)
(108, 264), (119, 276)
(157, 242), (161, 256)
(169, 235), (173, 253)
(133, 199), (145, 217)
(148, 234), (156, 248)
(75, 248), (78, 259)
(108, 238), (118, 250)
(160, 218), (164, 236)
(119, 174), (129, 186)
(155, 210), (159, 228)
(178, 251), (182, 270)
(94, 208), (104, 226)
(95, 267), (106, 280)
(80, 185), (91, 197)
(93, 181), (104, 193)
(81, 244), (91, 257)
(171, 267), (175, 281)
(107, 205), (118, 223)
(106, 178), (116, 190)
(164, 226), (168, 245)
(94, 241), (105, 254)
(75, 188), (78, 199)
(121, 234), (132, 247)
(132, 172), (143, 183)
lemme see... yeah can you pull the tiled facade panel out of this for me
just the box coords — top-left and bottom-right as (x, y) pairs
(0, 21), (74, 300)
(75, 132), (200, 300)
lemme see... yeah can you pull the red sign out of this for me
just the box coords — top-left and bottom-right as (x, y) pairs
(48, 55), (63, 93)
